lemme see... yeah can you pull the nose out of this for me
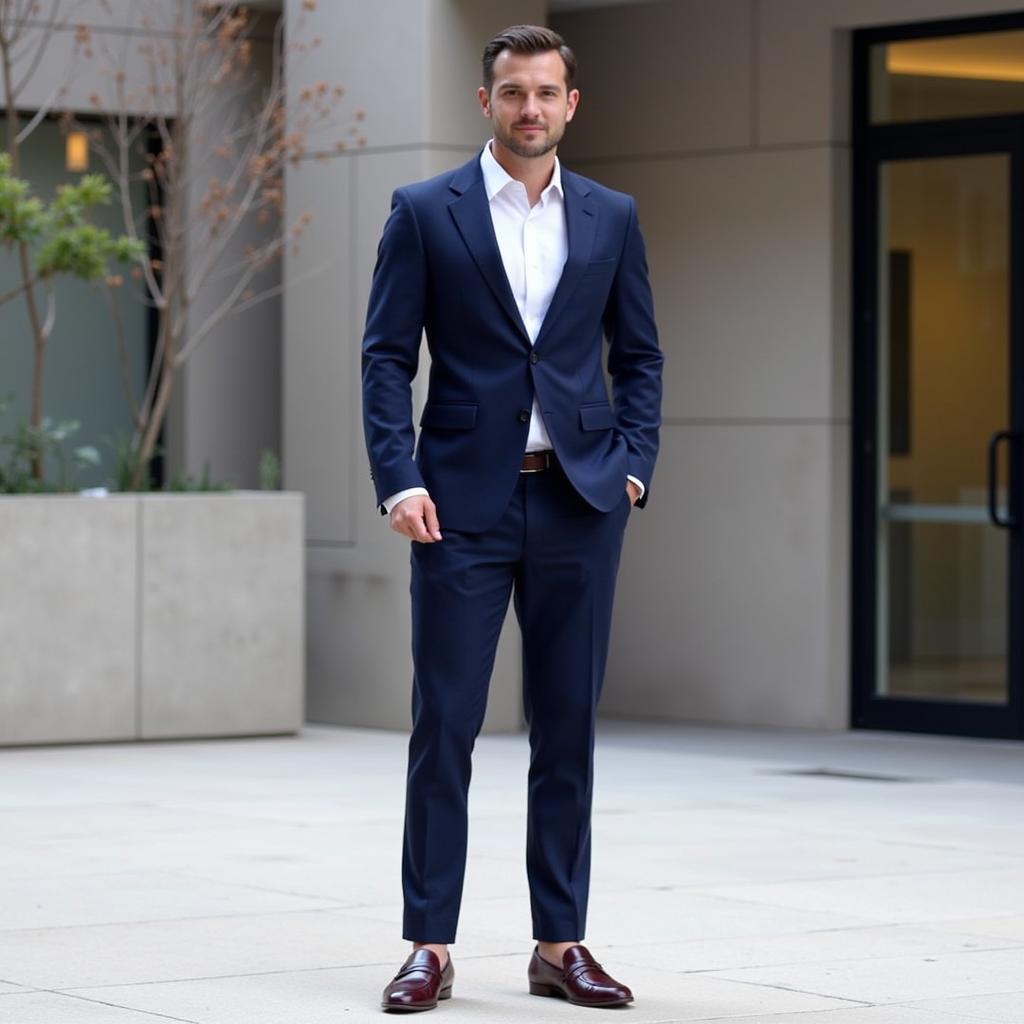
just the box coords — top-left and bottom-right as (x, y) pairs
(521, 93), (540, 117)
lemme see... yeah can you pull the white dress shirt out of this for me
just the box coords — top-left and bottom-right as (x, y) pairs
(383, 141), (643, 513)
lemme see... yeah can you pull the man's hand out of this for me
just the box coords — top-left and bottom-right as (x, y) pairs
(626, 480), (641, 506)
(390, 494), (443, 542)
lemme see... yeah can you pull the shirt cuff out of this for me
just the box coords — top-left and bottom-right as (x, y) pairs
(383, 486), (429, 514)
(626, 474), (646, 500)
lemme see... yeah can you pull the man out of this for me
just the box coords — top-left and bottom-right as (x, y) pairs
(362, 24), (663, 1013)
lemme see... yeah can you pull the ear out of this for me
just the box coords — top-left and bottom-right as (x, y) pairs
(477, 85), (492, 119)
(565, 87), (580, 123)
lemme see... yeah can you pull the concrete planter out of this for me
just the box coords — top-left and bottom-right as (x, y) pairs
(0, 492), (304, 746)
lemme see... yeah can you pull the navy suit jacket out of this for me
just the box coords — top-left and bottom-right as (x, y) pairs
(361, 150), (663, 533)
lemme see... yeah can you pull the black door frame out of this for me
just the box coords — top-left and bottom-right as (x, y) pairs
(851, 12), (1024, 739)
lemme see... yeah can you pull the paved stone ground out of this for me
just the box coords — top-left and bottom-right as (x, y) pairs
(0, 719), (1022, 1023)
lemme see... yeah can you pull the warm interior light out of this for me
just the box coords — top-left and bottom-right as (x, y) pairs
(66, 131), (88, 171)
(888, 33), (1024, 83)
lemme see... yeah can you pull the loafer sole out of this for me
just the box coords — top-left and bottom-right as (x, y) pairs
(381, 985), (453, 1011)
(529, 981), (632, 1007)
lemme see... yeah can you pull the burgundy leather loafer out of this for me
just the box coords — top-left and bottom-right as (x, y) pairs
(381, 948), (454, 1012)
(528, 943), (633, 1007)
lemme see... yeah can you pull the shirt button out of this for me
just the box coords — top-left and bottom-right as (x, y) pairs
(518, 409), (530, 423)
(529, 351), (539, 365)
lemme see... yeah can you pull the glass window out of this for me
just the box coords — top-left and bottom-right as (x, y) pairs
(0, 116), (150, 489)
(870, 29), (1024, 124)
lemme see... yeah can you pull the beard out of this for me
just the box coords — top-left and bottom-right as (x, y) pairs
(493, 119), (565, 159)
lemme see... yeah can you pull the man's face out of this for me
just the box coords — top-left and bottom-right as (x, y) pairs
(478, 49), (579, 159)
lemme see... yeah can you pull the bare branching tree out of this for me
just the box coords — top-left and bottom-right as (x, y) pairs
(61, 0), (356, 488)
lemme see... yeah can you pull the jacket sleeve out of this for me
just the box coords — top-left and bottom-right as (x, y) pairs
(602, 196), (664, 508)
(361, 187), (429, 511)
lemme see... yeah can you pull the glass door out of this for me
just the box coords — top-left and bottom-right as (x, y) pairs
(852, 14), (1024, 739)
(852, 122), (1023, 738)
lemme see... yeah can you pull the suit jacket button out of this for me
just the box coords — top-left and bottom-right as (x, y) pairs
(529, 351), (539, 365)
(518, 409), (530, 423)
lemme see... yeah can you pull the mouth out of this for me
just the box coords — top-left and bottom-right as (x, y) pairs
(515, 125), (544, 132)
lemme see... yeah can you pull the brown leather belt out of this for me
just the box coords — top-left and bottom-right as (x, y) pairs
(520, 450), (553, 473)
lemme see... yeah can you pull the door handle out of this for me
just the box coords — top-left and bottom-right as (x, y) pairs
(987, 430), (1019, 529)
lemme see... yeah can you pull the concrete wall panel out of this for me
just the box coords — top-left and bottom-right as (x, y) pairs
(603, 423), (847, 729)
(140, 493), (304, 738)
(182, 31), (282, 488)
(555, 0), (753, 160)
(283, 153), (357, 545)
(285, 0), (429, 151)
(574, 146), (839, 421)
(0, 496), (137, 745)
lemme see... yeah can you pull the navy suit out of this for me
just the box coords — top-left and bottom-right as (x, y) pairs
(362, 150), (663, 943)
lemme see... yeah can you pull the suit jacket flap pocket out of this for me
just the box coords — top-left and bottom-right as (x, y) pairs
(579, 403), (614, 431)
(420, 402), (478, 429)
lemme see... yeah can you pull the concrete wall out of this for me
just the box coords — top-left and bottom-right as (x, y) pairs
(283, 0), (1024, 733)
(0, 1), (281, 489)
(549, 0), (1024, 728)
(283, 0), (544, 732)
(177, 16), (282, 488)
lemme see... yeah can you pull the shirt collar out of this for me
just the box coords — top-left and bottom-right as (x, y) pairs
(480, 139), (563, 204)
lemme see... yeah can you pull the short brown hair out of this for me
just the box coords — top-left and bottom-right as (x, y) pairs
(482, 25), (577, 92)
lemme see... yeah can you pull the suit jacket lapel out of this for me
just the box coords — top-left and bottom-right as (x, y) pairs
(448, 157), (530, 345)
(534, 170), (597, 349)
